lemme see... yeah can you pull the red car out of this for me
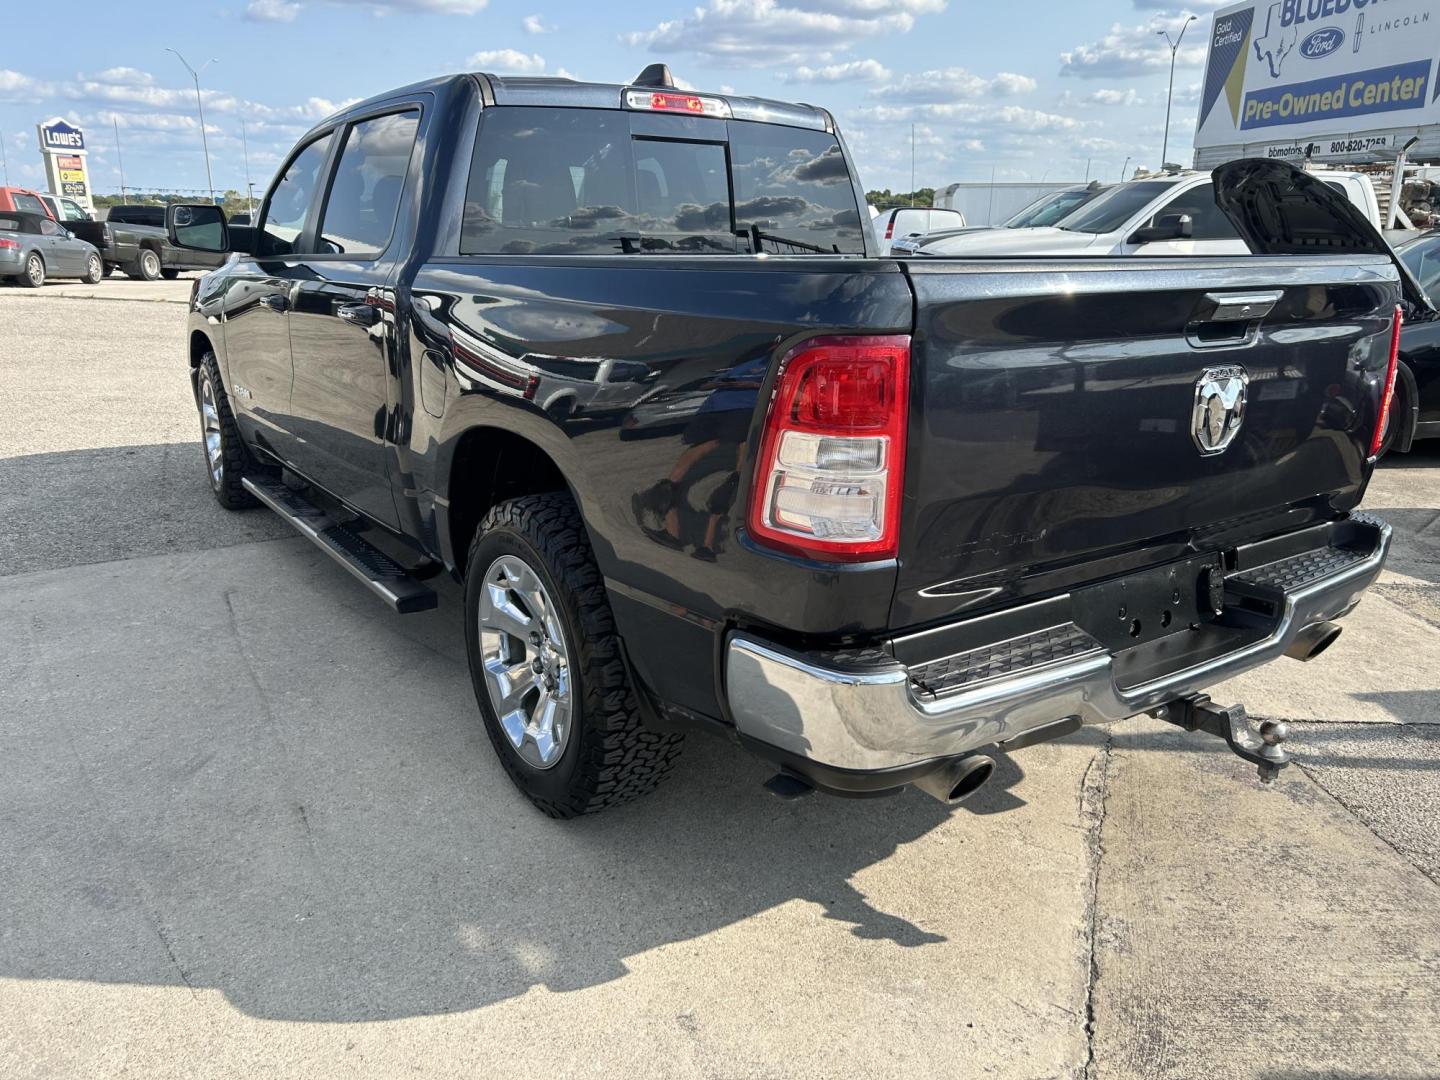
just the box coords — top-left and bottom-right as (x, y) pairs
(0, 186), (56, 219)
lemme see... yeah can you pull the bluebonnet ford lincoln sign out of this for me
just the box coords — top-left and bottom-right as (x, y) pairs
(1195, 0), (1440, 160)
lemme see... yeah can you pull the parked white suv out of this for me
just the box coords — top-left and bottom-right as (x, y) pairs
(912, 170), (1381, 258)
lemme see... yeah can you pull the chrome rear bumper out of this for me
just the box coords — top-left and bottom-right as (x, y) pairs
(725, 516), (1390, 773)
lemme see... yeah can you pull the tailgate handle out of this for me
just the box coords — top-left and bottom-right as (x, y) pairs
(1199, 290), (1282, 322)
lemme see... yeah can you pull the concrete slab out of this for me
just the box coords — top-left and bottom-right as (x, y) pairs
(1089, 717), (1440, 1080)
(0, 539), (1104, 1079)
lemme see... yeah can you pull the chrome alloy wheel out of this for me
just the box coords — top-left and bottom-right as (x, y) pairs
(26, 255), (43, 286)
(477, 554), (573, 769)
(199, 375), (224, 488)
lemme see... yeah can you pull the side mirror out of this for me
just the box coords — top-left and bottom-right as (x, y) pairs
(1130, 212), (1193, 245)
(167, 203), (230, 253)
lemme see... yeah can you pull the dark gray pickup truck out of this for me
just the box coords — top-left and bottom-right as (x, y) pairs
(162, 67), (1426, 817)
(99, 205), (226, 279)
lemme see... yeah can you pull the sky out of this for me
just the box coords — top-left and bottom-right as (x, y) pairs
(0, 0), (1227, 200)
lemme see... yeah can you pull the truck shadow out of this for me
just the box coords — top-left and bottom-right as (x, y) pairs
(0, 525), (1039, 1025)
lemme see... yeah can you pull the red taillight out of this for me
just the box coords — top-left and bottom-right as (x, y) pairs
(749, 335), (910, 563)
(0, 238), (18, 251)
(884, 216), (896, 240)
(1370, 303), (1403, 457)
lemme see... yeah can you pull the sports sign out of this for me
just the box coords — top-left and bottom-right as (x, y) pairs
(1195, 0), (1440, 160)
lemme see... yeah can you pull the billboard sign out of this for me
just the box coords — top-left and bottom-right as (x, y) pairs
(39, 119), (85, 152)
(1195, 0), (1440, 158)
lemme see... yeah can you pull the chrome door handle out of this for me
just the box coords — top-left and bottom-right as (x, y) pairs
(336, 302), (380, 327)
(1199, 290), (1283, 322)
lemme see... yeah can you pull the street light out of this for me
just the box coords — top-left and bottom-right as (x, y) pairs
(1157, 15), (1197, 170)
(166, 48), (219, 203)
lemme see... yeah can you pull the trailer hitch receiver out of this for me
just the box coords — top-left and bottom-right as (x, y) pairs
(1155, 694), (1291, 783)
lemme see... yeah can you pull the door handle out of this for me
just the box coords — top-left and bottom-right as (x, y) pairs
(259, 293), (289, 313)
(336, 302), (380, 328)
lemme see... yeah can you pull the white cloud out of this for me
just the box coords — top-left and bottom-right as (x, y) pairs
(623, 0), (945, 68)
(466, 49), (547, 74)
(0, 68), (53, 102)
(245, 0), (300, 20)
(1084, 87), (1143, 106)
(522, 13), (552, 32)
(873, 67), (1036, 102)
(1060, 15), (1207, 79)
(783, 59), (892, 84)
(854, 101), (1087, 134)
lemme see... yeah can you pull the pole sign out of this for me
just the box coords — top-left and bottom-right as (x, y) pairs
(35, 117), (93, 211)
(1195, 0), (1440, 162)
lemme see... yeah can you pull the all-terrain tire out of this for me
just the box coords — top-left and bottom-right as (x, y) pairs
(464, 492), (684, 817)
(197, 352), (259, 509)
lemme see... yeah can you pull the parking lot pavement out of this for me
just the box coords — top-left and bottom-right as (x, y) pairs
(1, 291), (1438, 1079)
(0, 273), (198, 304)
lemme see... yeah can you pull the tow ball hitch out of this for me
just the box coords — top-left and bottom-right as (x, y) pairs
(1155, 695), (1291, 783)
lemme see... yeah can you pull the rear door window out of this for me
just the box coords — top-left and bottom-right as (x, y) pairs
(260, 132), (335, 256)
(461, 107), (864, 256)
(0, 216), (21, 231)
(318, 110), (419, 257)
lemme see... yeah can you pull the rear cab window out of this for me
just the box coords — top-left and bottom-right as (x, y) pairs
(460, 107), (865, 256)
(13, 193), (45, 214)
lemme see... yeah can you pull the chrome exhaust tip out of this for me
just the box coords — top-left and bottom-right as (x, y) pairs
(912, 754), (996, 805)
(1284, 621), (1342, 662)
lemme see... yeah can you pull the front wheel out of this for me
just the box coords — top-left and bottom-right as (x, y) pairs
(83, 252), (103, 284)
(464, 493), (684, 817)
(196, 353), (259, 509)
(19, 253), (44, 288)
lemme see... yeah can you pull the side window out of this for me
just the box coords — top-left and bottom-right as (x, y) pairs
(462, 107), (637, 255)
(14, 193), (45, 214)
(60, 200), (85, 221)
(1147, 183), (1241, 242)
(260, 132), (335, 257)
(1402, 239), (1440, 296)
(39, 218), (60, 236)
(318, 110), (419, 257)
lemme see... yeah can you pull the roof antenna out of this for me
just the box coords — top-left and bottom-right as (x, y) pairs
(633, 64), (676, 88)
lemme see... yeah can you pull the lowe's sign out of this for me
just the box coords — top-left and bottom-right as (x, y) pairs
(39, 120), (85, 152)
(1195, 0), (1440, 159)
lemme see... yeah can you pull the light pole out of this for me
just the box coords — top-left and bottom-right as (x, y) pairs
(1121, 155), (1131, 181)
(240, 118), (254, 216)
(1157, 15), (1196, 170)
(166, 48), (219, 203)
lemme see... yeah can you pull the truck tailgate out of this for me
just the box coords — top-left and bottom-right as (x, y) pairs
(893, 255), (1400, 629)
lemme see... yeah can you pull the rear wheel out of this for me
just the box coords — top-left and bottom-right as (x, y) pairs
(82, 252), (103, 284)
(196, 353), (259, 509)
(19, 253), (44, 288)
(464, 493), (684, 817)
(129, 249), (161, 281)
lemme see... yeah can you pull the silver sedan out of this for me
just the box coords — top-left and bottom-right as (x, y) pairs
(0, 210), (103, 287)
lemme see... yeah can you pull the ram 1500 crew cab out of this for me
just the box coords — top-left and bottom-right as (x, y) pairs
(166, 67), (1425, 816)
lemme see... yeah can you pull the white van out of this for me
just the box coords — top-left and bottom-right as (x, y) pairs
(912, 170), (1381, 258)
(872, 206), (965, 255)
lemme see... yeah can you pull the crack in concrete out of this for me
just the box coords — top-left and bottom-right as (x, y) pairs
(1077, 732), (1113, 1080)
(1293, 758), (1440, 891)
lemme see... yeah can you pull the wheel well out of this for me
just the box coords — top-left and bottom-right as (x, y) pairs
(448, 428), (568, 573)
(189, 331), (213, 368)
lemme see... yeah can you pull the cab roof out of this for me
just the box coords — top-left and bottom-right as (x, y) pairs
(317, 71), (832, 133)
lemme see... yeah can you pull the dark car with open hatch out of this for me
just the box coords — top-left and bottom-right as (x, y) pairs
(162, 65), (1426, 817)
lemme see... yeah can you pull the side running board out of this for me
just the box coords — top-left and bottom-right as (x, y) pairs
(241, 476), (438, 614)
